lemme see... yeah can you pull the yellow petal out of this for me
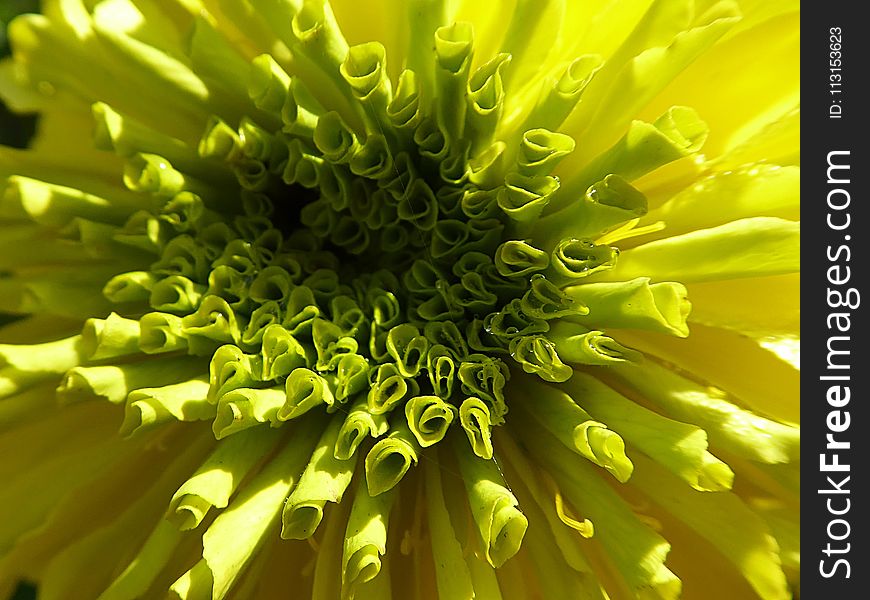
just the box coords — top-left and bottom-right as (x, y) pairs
(496, 432), (598, 575)
(638, 9), (799, 160)
(639, 164), (799, 242)
(613, 324), (799, 424)
(604, 358), (799, 464)
(423, 453), (476, 600)
(561, 1), (740, 166)
(594, 217), (799, 284)
(629, 453), (790, 600)
(515, 418), (682, 599)
(39, 431), (213, 600)
(686, 273), (799, 338)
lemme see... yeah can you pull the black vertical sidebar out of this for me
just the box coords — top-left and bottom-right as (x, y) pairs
(803, 3), (869, 597)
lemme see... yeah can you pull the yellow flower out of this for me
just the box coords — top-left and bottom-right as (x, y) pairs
(0, 1), (799, 599)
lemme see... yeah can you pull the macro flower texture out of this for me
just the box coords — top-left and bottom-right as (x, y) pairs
(0, 0), (799, 599)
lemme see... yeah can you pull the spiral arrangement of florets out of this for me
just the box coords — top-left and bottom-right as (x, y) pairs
(37, 7), (703, 498)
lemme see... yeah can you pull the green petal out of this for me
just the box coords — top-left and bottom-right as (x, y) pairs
(212, 386), (289, 439)
(458, 396), (494, 460)
(334, 396), (389, 461)
(58, 355), (204, 405)
(535, 174), (647, 243)
(367, 363), (417, 415)
(426, 345), (458, 399)
(341, 42), (392, 126)
(453, 436), (528, 568)
(520, 274), (588, 320)
(150, 275), (206, 314)
(342, 482), (397, 599)
(92, 103), (225, 186)
(208, 344), (261, 404)
(385, 323), (429, 378)
(467, 141), (509, 188)
(282, 77), (328, 138)
(456, 355), (508, 425)
(198, 116), (243, 162)
(103, 271), (156, 303)
(386, 69), (423, 139)
(562, 277), (691, 337)
(121, 377), (214, 437)
(334, 353), (371, 402)
(497, 172), (560, 225)
(312, 317), (359, 372)
(511, 377), (633, 482)
(562, 373), (734, 492)
(5, 175), (138, 226)
(175, 417), (324, 600)
(364, 416), (420, 497)
(138, 312), (188, 354)
(81, 313), (142, 360)
(433, 21), (474, 143)
(515, 128), (575, 177)
(282, 414), (358, 539)
(0, 334), (84, 400)
(494, 240), (550, 278)
(547, 321), (643, 365)
(544, 238), (618, 286)
(314, 111), (361, 164)
(516, 54), (603, 133)
(404, 394), (455, 447)
(402, 0), (452, 99)
(465, 53), (510, 153)
(168, 426), (282, 531)
(562, 107), (708, 202)
(280, 367), (336, 420)
(249, 53), (293, 118)
(349, 134), (393, 181)
(508, 335), (573, 383)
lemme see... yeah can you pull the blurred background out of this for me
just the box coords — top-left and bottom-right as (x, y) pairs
(1, 0), (40, 149)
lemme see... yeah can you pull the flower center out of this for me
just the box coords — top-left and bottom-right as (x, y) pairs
(54, 19), (694, 498)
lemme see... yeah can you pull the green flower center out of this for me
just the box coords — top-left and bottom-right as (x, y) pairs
(43, 16), (710, 506)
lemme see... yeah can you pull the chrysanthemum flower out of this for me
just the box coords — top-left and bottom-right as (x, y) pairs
(0, 0), (799, 598)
